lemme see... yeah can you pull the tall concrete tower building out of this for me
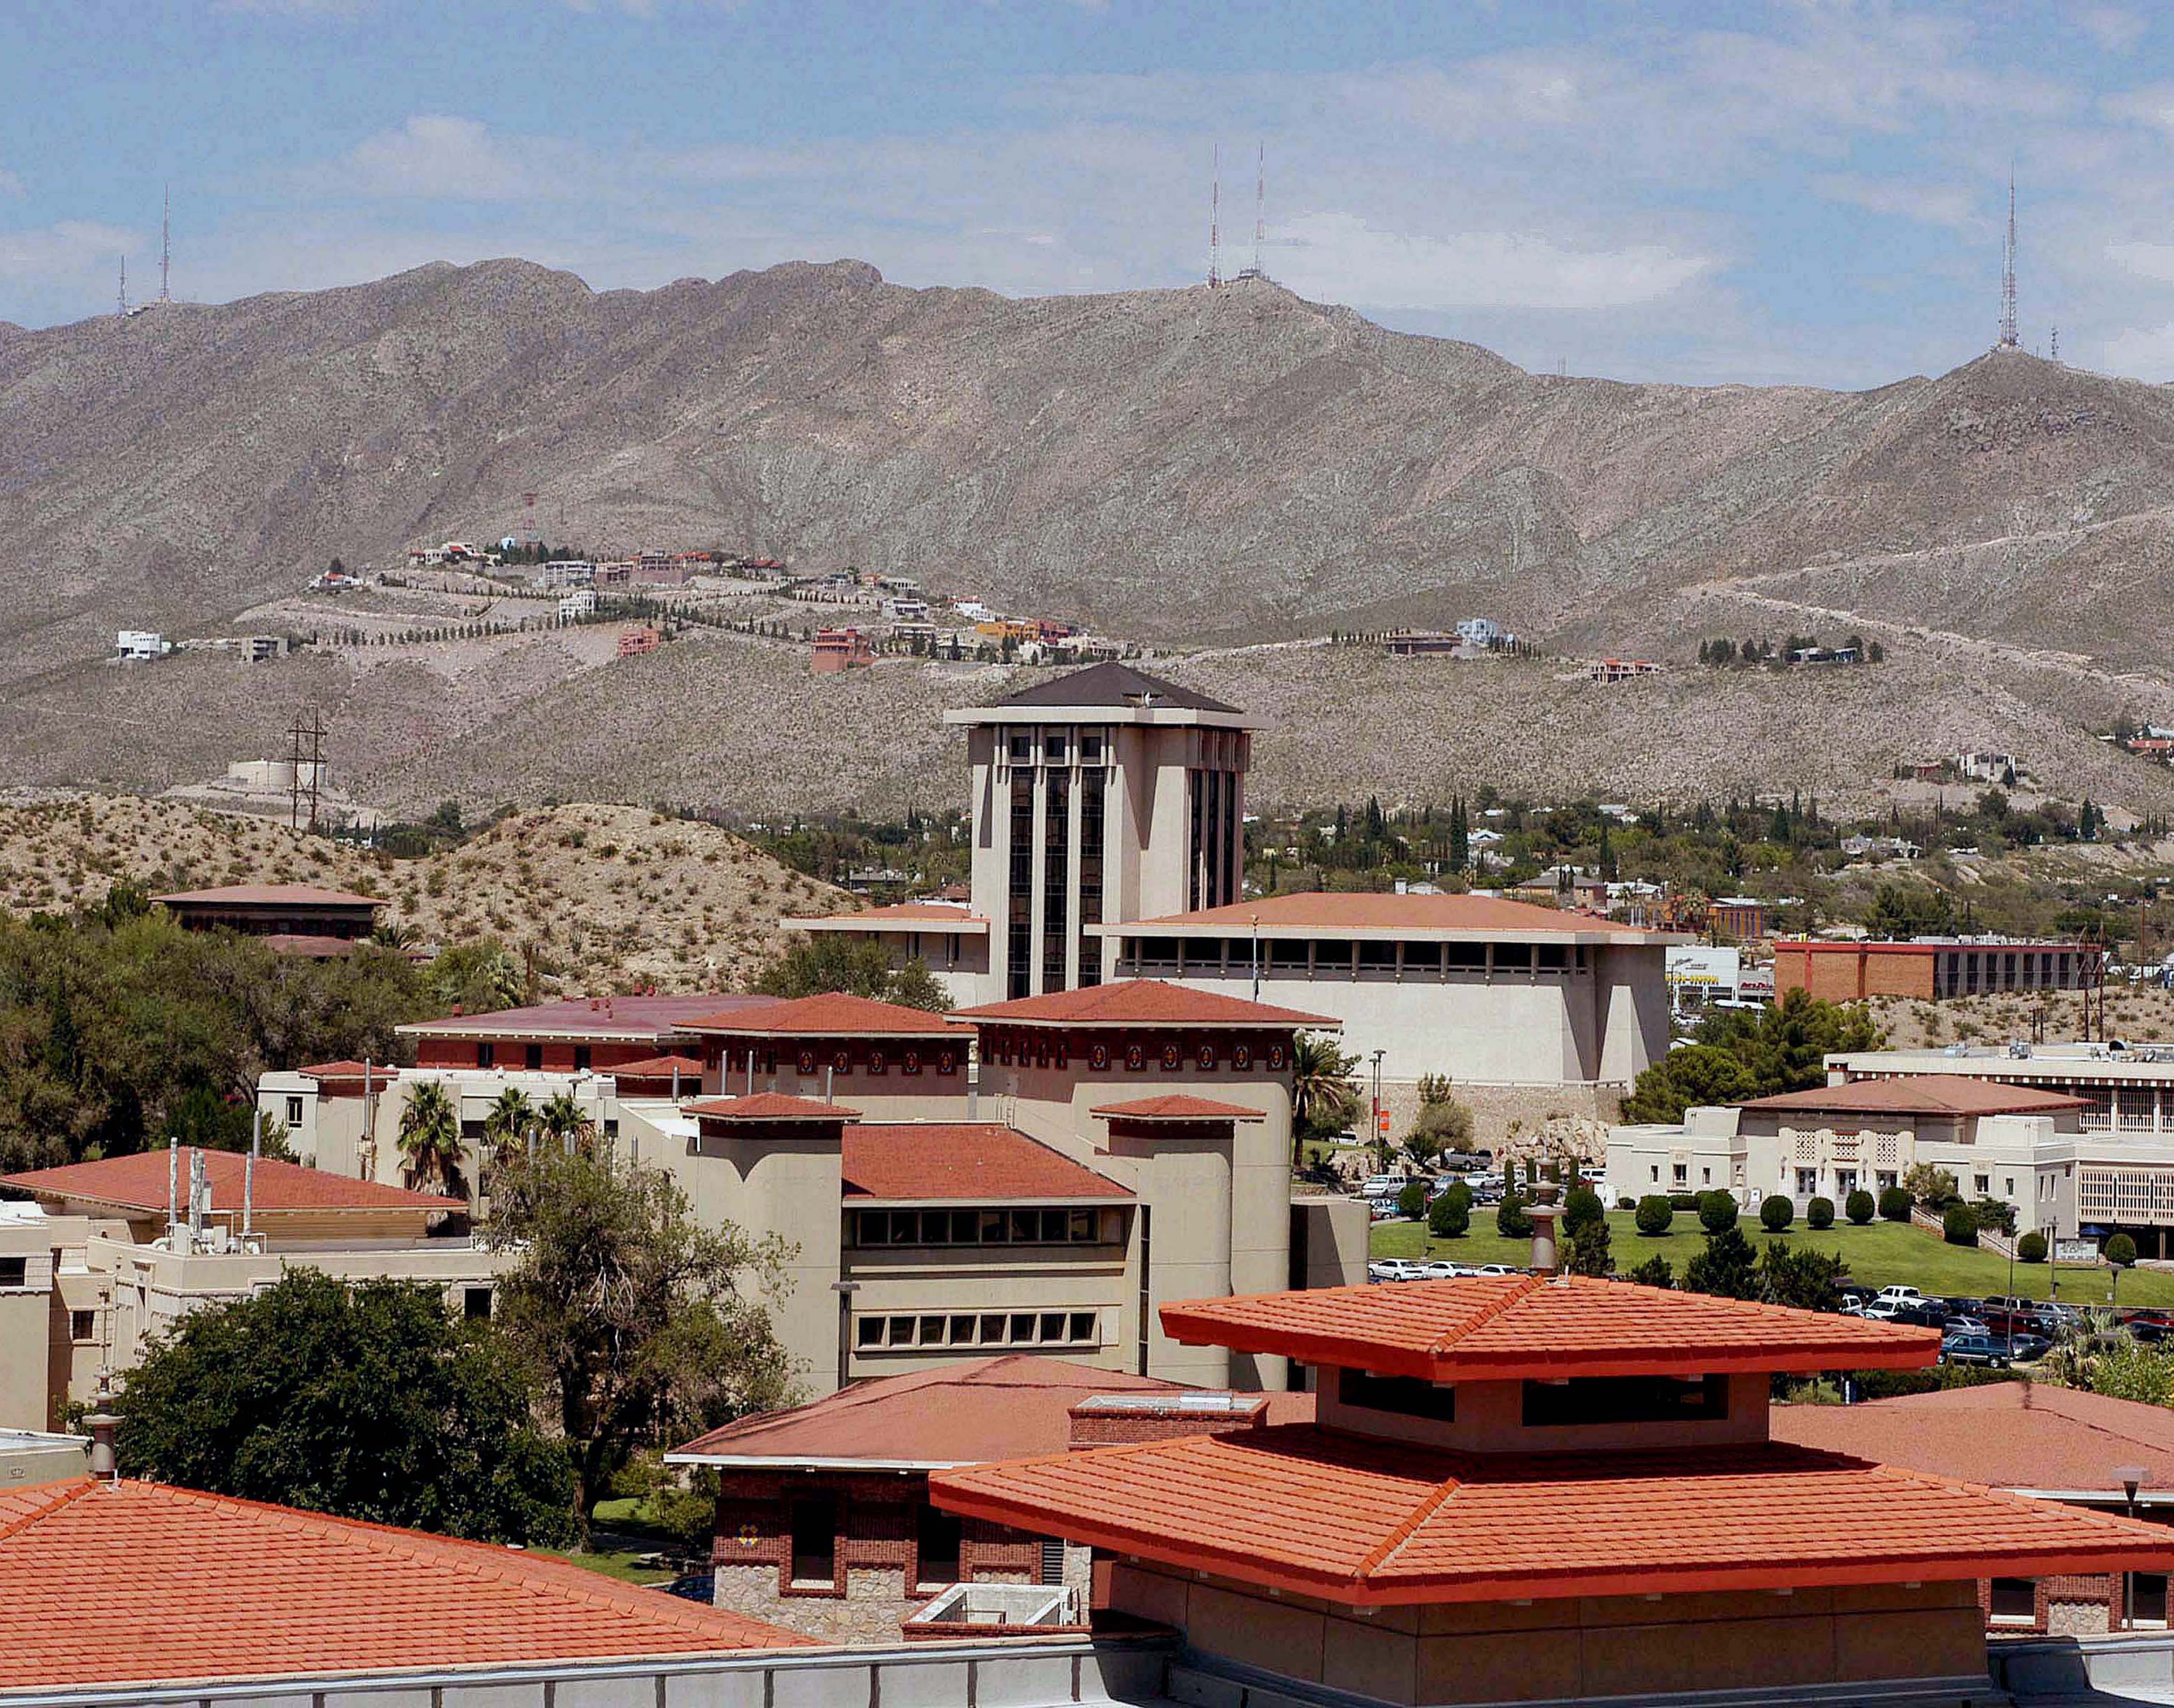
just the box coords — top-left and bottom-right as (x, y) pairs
(945, 665), (1254, 1000)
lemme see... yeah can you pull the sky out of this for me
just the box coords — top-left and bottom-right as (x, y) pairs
(6, 1), (2174, 387)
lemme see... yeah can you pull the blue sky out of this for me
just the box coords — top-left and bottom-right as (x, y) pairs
(7, 1), (2174, 386)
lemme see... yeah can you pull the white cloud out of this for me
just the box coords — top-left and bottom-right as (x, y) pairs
(1272, 212), (1713, 313)
(2097, 321), (2174, 379)
(0, 221), (134, 283)
(2103, 82), (2174, 132)
(345, 116), (545, 201)
(2080, 7), (2149, 52)
(1813, 174), (1978, 230)
(2105, 241), (2174, 283)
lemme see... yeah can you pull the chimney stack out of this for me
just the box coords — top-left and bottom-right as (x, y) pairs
(1529, 1177), (1564, 1277)
(84, 1413), (119, 1483)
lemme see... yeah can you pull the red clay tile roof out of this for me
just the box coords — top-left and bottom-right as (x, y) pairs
(153, 883), (382, 907)
(843, 1124), (1130, 1202)
(1091, 1094), (1267, 1122)
(933, 1430), (2174, 1606)
(952, 979), (1338, 1029)
(1744, 1076), (2089, 1116)
(0, 1148), (461, 1214)
(399, 993), (762, 1041)
(686, 1093), (861, 1121)
(607, 1053), (706, 1078)
(0, 1477), (813, 1691)
(1120, 891), (1672, 940)
(1159, 1276), (1941, 1380)
(670, 1354), (1310, 1466)
(791, 902), (988, 931)
(296, 1059), (394, 1080)
(1771, 1382), (2174, 1493)
(681, 992), (973, 1037)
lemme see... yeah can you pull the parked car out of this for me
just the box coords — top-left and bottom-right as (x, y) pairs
(1981, 1295), (2035, 1315)
(1473, 1263), (1520, 1277)
(1940, 1333), (2013, 1369)
(1940, 1316), (1992, 1340)
(1367, 1259), (1426, 1284)
(1874, 1285), (1926, 1305)
(1419, 1260), (1463, 1280)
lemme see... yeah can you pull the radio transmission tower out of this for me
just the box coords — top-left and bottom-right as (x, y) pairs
(116, 255), (127, 318)
(158, 184), (171, 305)
(1997, 169), (2018, 350)
(1251, 141), (1265, 277)
(287, 709), (327, 834)
(1207, 145), (1223, 288)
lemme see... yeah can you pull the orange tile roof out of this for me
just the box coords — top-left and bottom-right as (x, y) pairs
(1090, 1094), (1267, 1122)
(296, 1058), (393, 1080)
(1, 1147), (462, 1214)
(668, 1354), (1312, 1466)
(1159, 1276), (1941, 1380)
(686, 1093), (861, 1121)
(681, 992), (973, 1037)
(1771, 1382), (2174, 1494)
(843, 1124), (1130, 1202)
(0, 1477), (815, 1691)
(1745, 1076), (2089, 1116)
(1118, 891), (1671, 940)
(953, 979), (1338, 1029)
(933, 1430), (2174, 1606)
(606, 1053), (706, 1078)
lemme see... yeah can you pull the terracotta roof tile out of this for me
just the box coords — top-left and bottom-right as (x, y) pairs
(606, 1054), (706, 1078)
(1159, 1276), (1942, 1381)
(1121, 891), (1671, 940)
(296, 1059), (392, 1080)
(1745, 1076), (2089, 1116)
(670, 1354), (1311, 1465)
(1090, 1095), (1267, 1122)
(842, 1124), (1130, 1202)
(686, 1093), (860, 1121)
(933, 1430), (2174, 1606)
(953, 979), (1337, 1029)
(0, 1478), (815, 1690)
(1771, 1382), (2174, 1492)
(1, 1148), (462, 1214)
(681, 992), (973, 1037)
(399, 994), (761, 1041)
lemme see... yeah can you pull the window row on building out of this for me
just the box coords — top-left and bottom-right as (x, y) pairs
(1114, 937), (1597, 980)
(853, 1308), (1101, 1352)
(1932, 948), (2086, 999)
(848, 1207), (1123, 1249)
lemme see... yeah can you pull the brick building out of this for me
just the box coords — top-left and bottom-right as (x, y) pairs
(1775, 938), (2094, 1002)
(670, 1353), (1313, 1642)
(152, 882), (383, 957)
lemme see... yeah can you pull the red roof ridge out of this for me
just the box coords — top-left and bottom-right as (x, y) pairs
(1356, 1469), (1465, 1583)
(0, 1476), (92, 1547)
(1431, 1273), (1543, 1357)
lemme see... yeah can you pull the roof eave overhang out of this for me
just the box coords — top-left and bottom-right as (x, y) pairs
(393, 1022), (665, 1044)
(666, 1451), (965, 1471)
(844, 1192), (1132, 1208)
(960, 1014), (1339, 1030)
(785, 916), (988, 936)
(677, 1022), (970, 1040)
(944, 706), (1256, 731)
(1090, 922), (1686, 948)
(930, 1484), (2174, 1609)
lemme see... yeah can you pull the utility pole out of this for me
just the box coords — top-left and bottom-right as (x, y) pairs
(287, 709), (327, 833)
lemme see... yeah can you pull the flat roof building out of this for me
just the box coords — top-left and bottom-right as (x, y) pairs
(152, 882), (383, 955)
(1776, 937), (2095, 1002)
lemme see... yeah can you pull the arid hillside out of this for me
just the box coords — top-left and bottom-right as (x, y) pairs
(0, 795), (845, 993)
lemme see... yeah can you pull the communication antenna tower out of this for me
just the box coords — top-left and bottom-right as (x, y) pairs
(1997, 168), (2018, 350)
(2050, 325), (2061, 363)
(1251, 141), (1265, 276)
(116, 255), (127, 318)
(159, 184), (171, 305)
(286, 708), (327, 834)
(1208, 144), (1222, 288)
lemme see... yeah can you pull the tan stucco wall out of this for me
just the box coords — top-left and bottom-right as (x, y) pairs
(1107, 1564), (1989, 1705)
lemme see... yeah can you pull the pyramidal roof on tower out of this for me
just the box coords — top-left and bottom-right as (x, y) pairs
(985, 662), (1241, 716)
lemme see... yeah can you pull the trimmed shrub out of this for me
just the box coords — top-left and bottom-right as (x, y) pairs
(1635, 1195), (1674, 1236)
(1627, 1254), (1674, 1289)
(2108, 1233), (2139, 1268)
(1562, 1185), (1605, 1235)
(1496, 1194), (1533, 1240)
(1845, 1188), (1876, 1226)
(1878, 1185), (1913, 1222)
(1667, 1191), (1703, 1212)
(1428, 1186), (1470, 1240)
(1697, 1191), (1739, 1233)
(1807, 1196), (1835, 1230)
(1760, 1195), (1794, 1232)
(2016, 1229), (2048, 1263)
(1397, 1180), (1427, 1219)
(1616, 1195), (1636, 1211)
(1941, 1203), (1978, 1247)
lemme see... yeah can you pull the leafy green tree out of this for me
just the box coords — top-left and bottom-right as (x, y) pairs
(1397, 1180), (1428, 1219)
(1429, 1181), (1471, 1239)
(1756, 1240), (1847, 1311)
(397, 1080), (467, 1197)
(1697, 1191), (1738, 1233)
(488, 1147), (792, 1543)
(1903, 1163), (1959, 1208)
(1618, 1044), (1756, 1123)
(1407, 1093), (1475, 1156)
(1760, 1194), (1794, 1232)
(538, 1089), (595, 1154)
(1868, 882), (1955, 939)
(482, 1086), (538, 1171)
(1877, 1185), (1912, 1221)
(1845, 1188), (1875, 1225)
(1496, 1190), (1533, 1240)
(751, 936), (950, 1011)
(1634, 1195), (1674, 1235)
(1561, 1185), (1612, 1276)
(2017, 1229), (2048, 1262)
(1806, 1196), (1834, 1230)
(2108, 1232), (2139, 1268)
(115, 1271), (571, 1544)
(429, 938), (527, 1014)
(1684, 1226), (1759, 1299)
(1288, 1032), (1362, 1154)
(1627, 1254), (1674, 1289)
(1941, 1203), (1978, 1246)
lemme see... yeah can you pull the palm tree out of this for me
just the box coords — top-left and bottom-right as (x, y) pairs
(1289, 1031), (1361, 1167)
(397, 1081), (467, 1199)
(539, 1089), (595, 1156)
(482, 1086), (537, 1171)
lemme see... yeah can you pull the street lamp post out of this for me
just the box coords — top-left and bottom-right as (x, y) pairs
(2118, 1467), (2149, 1630)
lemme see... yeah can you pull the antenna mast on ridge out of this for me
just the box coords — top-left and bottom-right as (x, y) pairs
(1997, 168), (2018, 350)
(1252, 141), (1265, 276)
(1208, 144), (1222, 288)
(116, 255), (127, 318)
(159, 184), (171, 305)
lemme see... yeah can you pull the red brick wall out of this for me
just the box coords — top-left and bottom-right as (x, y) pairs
(711, 1468), (1040, 1599)
(1978, 1572), (2119, 1633)
(1068, 1402), (1268, 1447)
(1774, 948), (1933, 1003)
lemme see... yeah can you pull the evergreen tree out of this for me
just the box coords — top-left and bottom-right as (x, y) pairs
(1684, 1226), (1759, 1299)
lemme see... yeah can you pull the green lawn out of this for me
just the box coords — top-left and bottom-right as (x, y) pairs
(532, 1547), (677, 1585)
(1369, 1210), (2174, 1307)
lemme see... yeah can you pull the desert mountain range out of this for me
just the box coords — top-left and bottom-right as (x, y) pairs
(4, 258), (2174, 815)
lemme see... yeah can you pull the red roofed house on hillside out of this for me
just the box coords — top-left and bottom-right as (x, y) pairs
(934, 1262), (2174, 1705)
(781, 665), (1685, 1139)
(153, 882), (384, 958)
(667, 1354), (1315, 1642)
(1773, 1381), (2174, 1636)
(0, 1147), (497, 1433)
